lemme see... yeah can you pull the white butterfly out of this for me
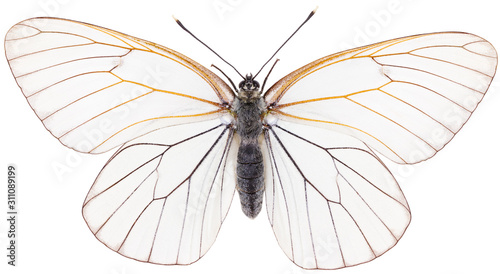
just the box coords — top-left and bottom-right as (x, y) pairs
(4, 13), (497, 270)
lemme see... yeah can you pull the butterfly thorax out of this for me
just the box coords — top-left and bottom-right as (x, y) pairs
(233, 74), (265, 140)
(233, 95), (265, 140)
(233, 74), (266, 218)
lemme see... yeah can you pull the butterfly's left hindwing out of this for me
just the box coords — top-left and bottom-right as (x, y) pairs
(83, 119), (237, 265)
(5, 18), (234, 154)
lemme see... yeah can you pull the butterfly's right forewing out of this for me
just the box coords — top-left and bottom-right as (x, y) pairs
(265, 32), (497, 164)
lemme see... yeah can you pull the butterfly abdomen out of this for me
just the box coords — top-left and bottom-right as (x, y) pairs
(236, 142), (264, 218)
(234, 95), (265, 218)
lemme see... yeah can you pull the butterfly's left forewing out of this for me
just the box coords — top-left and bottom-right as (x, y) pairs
(5, 17), (234, 153)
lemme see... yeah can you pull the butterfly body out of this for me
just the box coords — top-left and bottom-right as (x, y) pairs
(234, 75), (266, 218)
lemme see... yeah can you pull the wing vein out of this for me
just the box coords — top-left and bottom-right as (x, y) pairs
(303, 181), (318, 268)
(199, 129), (234, 257)
(15, 51), (131, 78)
(176, 177), (193, 263)
(25, 71), (120, 97)
(391, 80), (472, 113)
(90, 109), (223, 153)
(338, 166), (398, 240)
(85, 150), (166, 206)
(272, 110), (407, 163)
(327, 201), (345, 267)
(274, 125), (408, 209)
(7, 42), (96, 61)
(58, 90), (155, 138)
(153, 125), (229, 201)
(148, 198), (169, 262)
(40, 80), (124, 120)
(345, 97), (436, 152)
(265, 129), (295, 259)
(372, 60), (485, 94)
(376, 88), (455, 134)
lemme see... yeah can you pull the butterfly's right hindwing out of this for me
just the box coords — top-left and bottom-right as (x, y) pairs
(263, 119), (410, 269)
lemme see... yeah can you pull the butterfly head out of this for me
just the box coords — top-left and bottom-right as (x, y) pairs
(237, 74), (261, 101)
(239, 74), (260, 92)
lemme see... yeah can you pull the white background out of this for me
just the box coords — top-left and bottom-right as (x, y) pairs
(1, 0), (499, 273)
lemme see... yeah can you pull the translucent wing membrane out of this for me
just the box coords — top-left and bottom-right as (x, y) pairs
(262, 32), (496, 269)
(5, 17), (234, 153)
(263, 119), (410, 269)
(265, 32), (497, 164)
(82, 119), (237, 264)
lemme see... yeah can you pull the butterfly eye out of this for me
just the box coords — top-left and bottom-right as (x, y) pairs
(253, 80), (261, 90)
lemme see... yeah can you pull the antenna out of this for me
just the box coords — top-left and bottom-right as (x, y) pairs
(253, 6), (318, 80)
(173, 16), (245, 80)
(260, 58), (280, 93)
(211, 64), (238, 95)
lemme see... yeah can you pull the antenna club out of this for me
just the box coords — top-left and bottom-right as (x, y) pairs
(307, 6), (318, 19)
(173, 16), (185, 29)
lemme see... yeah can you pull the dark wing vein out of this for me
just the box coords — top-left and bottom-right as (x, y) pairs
(326, 201), (345, 267)
(272, 124), (407, 208)
(264, 130), (295, 260)
(304, 180), (319, 268)
(199, 129), (234, 256)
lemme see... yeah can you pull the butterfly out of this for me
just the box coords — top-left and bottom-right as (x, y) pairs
(4, 10), (497, 270)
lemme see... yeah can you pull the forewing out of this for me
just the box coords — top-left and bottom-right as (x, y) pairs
(263, 119), (410, 269)
(265, 32), (497, 163)
(82, 119), (237, 265)
(5, 17), (234, 153)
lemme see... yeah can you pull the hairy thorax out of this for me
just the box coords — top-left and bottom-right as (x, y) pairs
(233, 91), (265, 141)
